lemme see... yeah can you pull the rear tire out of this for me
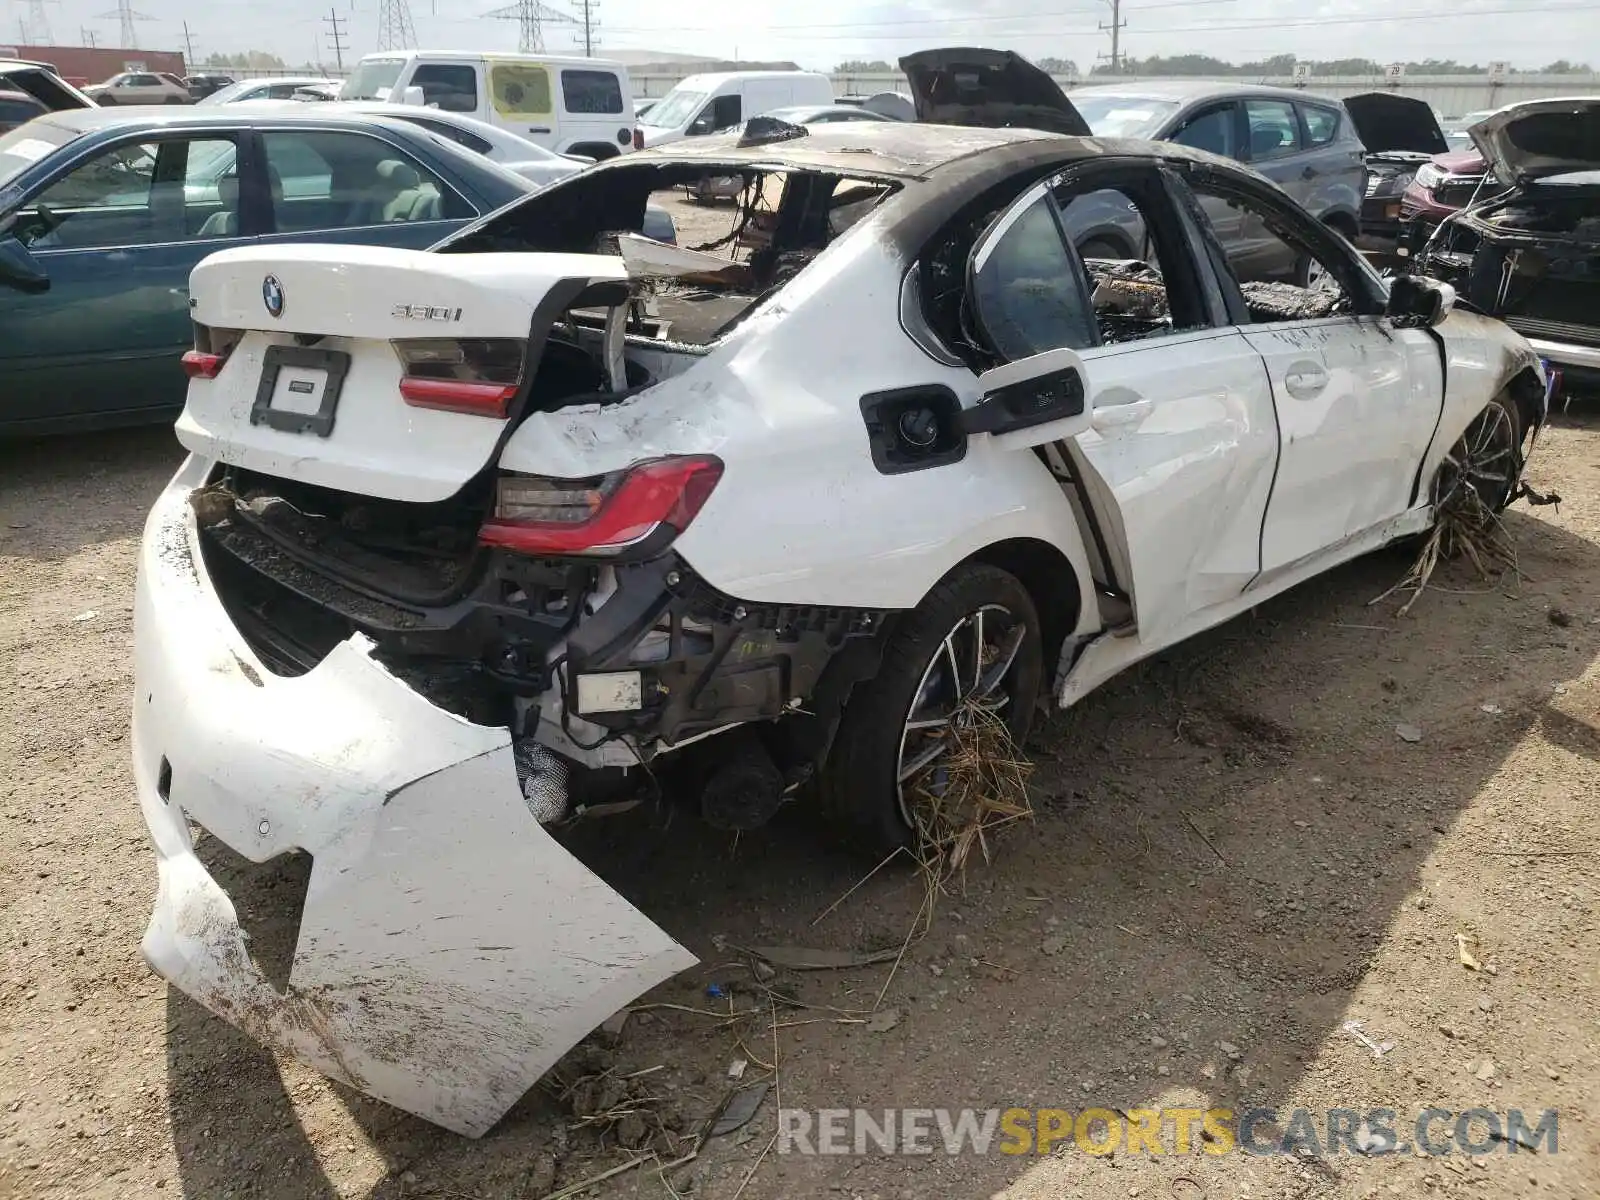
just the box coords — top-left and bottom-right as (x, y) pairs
(820, 563), (1044, 856)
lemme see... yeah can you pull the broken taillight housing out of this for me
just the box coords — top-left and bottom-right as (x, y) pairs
(479, 456), (724, 559)
(394, 338), (526, 418)
(183, 322), (243, 379)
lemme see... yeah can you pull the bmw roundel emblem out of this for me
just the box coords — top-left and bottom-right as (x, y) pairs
(262, 274), (285, 318)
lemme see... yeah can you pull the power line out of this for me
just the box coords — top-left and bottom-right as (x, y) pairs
(593, 1), (1591, 40)
(93, 0), (155, 49)
(324, 7), (348, 70)
(376, 0), (416, 52)
(482, 0), (575, 54)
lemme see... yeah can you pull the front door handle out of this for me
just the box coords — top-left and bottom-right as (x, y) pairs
(1284, 363), (1328, 399)
(1090, 396), (1154, 431)
(1301, 166), (1318, 180)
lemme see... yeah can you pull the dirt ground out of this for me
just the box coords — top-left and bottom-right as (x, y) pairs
(3, 336), (1599, 1197)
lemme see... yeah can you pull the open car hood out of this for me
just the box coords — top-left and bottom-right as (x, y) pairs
(1471, 97), (1600, 183)
(1343, 92), (1448, 155)
(899, 48), (1091, 137)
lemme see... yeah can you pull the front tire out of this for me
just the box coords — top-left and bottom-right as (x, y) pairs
(820, 563), (1044, 856)
(1437, 393), (1525, 515)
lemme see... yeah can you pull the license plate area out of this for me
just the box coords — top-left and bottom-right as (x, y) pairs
(250, 345), (351, 437)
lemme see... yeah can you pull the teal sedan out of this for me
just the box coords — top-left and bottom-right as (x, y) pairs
(0, 106), (535, 435)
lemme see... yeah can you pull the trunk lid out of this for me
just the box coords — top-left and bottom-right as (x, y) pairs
(178, 244), (628, 504)
(899, 47), (1091, 137)
(1344, 92), (1448, 155)
(1471, 97), (1600, 183)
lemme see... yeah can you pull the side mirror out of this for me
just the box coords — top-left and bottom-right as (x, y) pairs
(400, 85), (426, 107)
(0, 235), (48, 293)
(966, 348), (1092, 441)
(1386, 274), (1455, 328)
(688, 114), (714, 136)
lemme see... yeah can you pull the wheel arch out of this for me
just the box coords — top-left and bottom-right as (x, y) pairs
(565, 141), (620, 161)
(959, 536), (1083, 683)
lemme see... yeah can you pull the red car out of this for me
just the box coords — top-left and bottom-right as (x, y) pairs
(1400, 147), (1493, 227)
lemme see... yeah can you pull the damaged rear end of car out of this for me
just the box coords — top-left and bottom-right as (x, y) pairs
(136, 140), (916, 1134)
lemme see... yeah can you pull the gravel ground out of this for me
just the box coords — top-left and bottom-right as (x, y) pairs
(2, 375), (1597, 1200)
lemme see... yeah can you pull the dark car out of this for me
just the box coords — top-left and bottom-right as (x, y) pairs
(1341, 92), (1450, 246)
(1418, 98), (1600, 389)
(0, 58), (96, 112)
(0, 89), (47, 134)
(0, 107), (540, 435)
(185, 73), (237, 102)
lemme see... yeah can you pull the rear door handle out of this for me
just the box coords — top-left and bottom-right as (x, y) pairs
(527, 126), (552, 134)
(1284, 363), (1328, 399)
(1090, 397), (1154, 431)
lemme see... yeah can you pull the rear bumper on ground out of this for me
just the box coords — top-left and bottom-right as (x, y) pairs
(131, 456), (695, 1136)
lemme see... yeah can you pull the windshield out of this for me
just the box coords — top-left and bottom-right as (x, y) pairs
(1069, 95), (1179, 138)
(642, 87), (706, 129)
(195, 80), (259, 105)
(342, 58), (407, 100)
(0, 119), (76, 188)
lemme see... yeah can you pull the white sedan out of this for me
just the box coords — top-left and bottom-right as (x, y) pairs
(239, 98), (590, 189)
(134, 48), (1549, 1141)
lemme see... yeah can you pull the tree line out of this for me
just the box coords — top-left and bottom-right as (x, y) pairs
(834, 55), (1592, 76)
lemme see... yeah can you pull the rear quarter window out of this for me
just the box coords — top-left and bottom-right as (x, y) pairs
(490, 63), (553, 117)
(561, 69), (624, 115)
(1301, 105), (1340, 146)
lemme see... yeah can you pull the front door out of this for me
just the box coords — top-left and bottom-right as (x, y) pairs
(962, 163), (1280, 651)
(0, 133), (256, 432)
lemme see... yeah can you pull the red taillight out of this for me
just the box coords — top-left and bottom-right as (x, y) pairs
(399, 377), (518, 417)
(395, 337), (525, 418)
(181, 350), (226, 379)
(479, 456), (723, 558)
(632, 128), (644, 151)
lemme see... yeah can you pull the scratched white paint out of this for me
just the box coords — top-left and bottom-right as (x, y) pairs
(132, 458), (695, 1137)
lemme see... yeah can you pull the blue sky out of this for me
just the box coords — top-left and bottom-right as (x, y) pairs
(11, 0), (1597, 73)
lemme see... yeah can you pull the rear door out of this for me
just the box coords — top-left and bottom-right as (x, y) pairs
(0, 131), (258, 431)
(556, 65), (629, 150)
(256, 127), (479, 251)
(961, 162), (1279, 653)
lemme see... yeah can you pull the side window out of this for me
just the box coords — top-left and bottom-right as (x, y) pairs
(489, 63), (552, 117)
(266, 84), (304, 100)
(971, 194), (1097, 361)
(1244, 99), (1302, 159)
(262, 130), (470, 233)
(560, 69), (623, 115)
(1170, 104), (1238, 159)
(1185, 179), (1354, 324)
(1300, 104), (1339, 146)
(412, 64), (479, 114)
(709, 94), (742, 130)
(969, 176), (1211, 363)
(406, 117), (491, 155)
(20, 137), (237, 249)
(129, 75), (159, 88)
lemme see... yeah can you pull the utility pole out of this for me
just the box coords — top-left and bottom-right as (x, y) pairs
(324, 8), (348, 70)
(181, 20), (196, 67)
(573, 0), (596, 56)
(1098, 0), (1126, 74)
(82, 25), (98, 47)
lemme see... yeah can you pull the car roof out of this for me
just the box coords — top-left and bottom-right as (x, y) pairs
(619, 119), (1235, 181)
(30, 105), (456, 134)
(675, 70), (828, 88)
(1068, 80), (1340, 105)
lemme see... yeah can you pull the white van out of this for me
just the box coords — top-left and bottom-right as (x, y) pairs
(340, 51), (639, 160)
(638, 70), (834, 147)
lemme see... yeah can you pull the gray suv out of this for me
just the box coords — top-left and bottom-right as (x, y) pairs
(900, 52), (1366, 285)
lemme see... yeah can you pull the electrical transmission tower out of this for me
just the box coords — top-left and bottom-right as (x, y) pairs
(94, 0), (154, 48)
(483, 0), (575, 54)
(1097, 0), (1126, 74)
(22, 0), (58, 44)
(376, 0), (416, 52)
(325, 8), (349, 70)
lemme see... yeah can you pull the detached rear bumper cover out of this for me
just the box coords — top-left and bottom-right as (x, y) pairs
(132, 457), (695, 1137)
